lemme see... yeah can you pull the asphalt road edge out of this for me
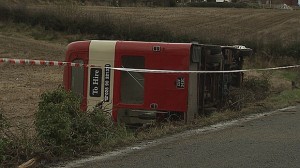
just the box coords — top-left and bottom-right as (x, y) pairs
(55, 106), (296, 168)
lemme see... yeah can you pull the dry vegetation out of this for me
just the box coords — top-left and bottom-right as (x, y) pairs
(1, 4), (300, 166)
(1, 3), (300, 140)
(0, 6), (299, 132)
(0, 34), (65, 134)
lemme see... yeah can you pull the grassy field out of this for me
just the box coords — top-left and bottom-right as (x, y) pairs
(1, 5), (300, 166)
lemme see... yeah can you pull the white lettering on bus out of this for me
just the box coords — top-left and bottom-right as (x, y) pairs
(93, 70), (99, 85)
(92, 87), (99, 95)
(104, 87), (109, 101)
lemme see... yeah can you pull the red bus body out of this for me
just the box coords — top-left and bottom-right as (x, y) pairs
(64, 40), (251, 124)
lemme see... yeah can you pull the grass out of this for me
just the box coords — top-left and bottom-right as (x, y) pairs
(278, 70), (300, 81)
(269, 89), (300, 106)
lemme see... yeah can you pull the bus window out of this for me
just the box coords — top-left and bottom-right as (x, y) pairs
(121, 56), (145, 104)
(71, 59), (84, 96)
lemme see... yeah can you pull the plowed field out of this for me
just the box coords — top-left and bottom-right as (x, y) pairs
(85, 7), (300, 43)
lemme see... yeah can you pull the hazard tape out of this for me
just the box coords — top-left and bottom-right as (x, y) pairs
(1, 57), (300, 73)
(0, 58), (96, 67)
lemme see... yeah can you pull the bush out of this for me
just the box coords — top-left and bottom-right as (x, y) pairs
(243, 75), (271, 100)
(227, 75), (271, 110)
(35, 88), (127, 157)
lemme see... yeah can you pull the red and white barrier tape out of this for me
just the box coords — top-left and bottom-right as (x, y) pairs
(0, 58), (96, 67)
(1, 57), (300, 73)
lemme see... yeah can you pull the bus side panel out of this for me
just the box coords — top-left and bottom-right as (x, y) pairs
(112, 41), (123, 122)
(112, 42), (191, 122)
(145, 43), (190, 113)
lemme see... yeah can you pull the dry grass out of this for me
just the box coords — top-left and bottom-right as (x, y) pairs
(0, 33), (65, 134)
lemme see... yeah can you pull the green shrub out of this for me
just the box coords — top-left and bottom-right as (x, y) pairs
(243, 75), (271, 100)
(35, 88), (128, 156)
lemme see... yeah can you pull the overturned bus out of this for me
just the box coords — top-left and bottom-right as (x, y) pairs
(63, 40), (252, 125)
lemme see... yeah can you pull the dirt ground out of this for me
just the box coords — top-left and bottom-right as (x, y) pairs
(0, 34), (65, 133)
